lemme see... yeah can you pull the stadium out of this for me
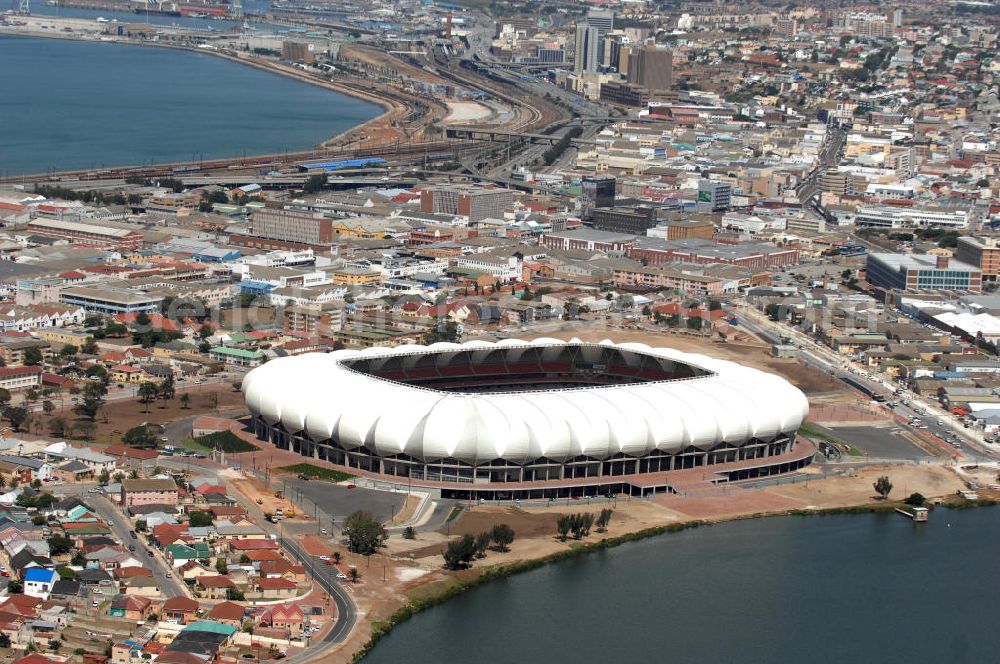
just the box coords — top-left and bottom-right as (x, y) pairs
(242, 339), (813, 499)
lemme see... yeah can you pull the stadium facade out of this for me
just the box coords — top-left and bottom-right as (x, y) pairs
(243, 339), (812, 498)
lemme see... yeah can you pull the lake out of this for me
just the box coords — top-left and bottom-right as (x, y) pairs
(363, 508), (1000, 664)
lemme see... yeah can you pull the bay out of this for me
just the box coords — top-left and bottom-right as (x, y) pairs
(0, 34), (379, 175)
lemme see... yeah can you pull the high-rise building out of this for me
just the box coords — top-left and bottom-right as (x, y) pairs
(574, 23), (600, 74)
(246, 208), (335, 247)
(627, 46), (673, 92)
(956, 237), (1000, 282)
(581, 176), (616, 218)
(585, 9), (614, 36)
(420, 185), (515, 222)
(697, 180), (732, 212)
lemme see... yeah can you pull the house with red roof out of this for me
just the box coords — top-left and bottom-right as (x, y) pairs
(207, 601), (245, 627)
(251, 577), (297, 600)
(195, 575), (236, 600)
(162, 596), (199, 624)
(258, 604), (304, 636)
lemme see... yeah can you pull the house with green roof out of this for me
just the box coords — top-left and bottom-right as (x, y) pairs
(166, 542), (211, 565)
(209, 346), (265, 367)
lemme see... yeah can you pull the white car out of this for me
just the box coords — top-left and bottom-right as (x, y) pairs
(320, 528), (328, 535)
(319, 555), (330, 562)
(336, 572), (348, 579)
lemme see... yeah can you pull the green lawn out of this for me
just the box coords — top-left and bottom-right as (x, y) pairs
(278, 463), (354, 483)
(181, 430), (259, 453)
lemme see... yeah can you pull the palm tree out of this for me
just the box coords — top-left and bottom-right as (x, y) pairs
(179, 393), (191, 410)
(348, 567), (359, 583)
(332, 551), (342, 565)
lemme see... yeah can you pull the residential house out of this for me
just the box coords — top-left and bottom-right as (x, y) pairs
(259, 604), (304, 636)
(252, 577), (297, 600)
(206, 601), (245, 628)
(108, 595), (154, 621)
(162, 596), (200, 625)
(195, 575), (235, 600)
(23, 568), (58, 600)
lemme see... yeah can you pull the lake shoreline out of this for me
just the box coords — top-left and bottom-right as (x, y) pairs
(346, 487), (999, 663)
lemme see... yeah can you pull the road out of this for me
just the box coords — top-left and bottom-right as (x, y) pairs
(735, 304), (997, 461)
(796, 127), (845, 205)
(218, 475), (358, 651)
(83, 491), (189, 598)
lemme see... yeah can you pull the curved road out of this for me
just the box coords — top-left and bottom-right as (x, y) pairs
(156, 459), (359, 658)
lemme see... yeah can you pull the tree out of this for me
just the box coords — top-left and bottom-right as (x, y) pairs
(73, 421), (97, 440)
(135, 311), (152, 328)
(189, 511), (214, 528)
(23, 347), (43, 366)
(215, 558), (229, 575)
(159, 376), (175, 402)
(303, 173), (328, 193)
(473, 531), (491, 559)
(402, 526), (416, 540)
(348, 567), (359, 583)
(74, 381), (107, 421)
(180, 393), (191, 409)
(443, 534), (476, 570)
(239, 554), (251, 564)
(80, 337), (99, 355)
(123, 424), (158, 449)
(98, 469), (110, 486)
(332, 551), (342, 565)
(765, 303), (786, 321)
(596, 508), (614, 533)
(904, 492), (926, 507)
(3, 406), (28, 432)
(490, 524), (515, 552)
(556, 515), (572, 541)
(226, 588), (245, 601)
(0, 475), (5, 489)
(138, 382), (159, 413)
(342, 511), (388, 555)
(42, 400), (55, 416)
(873, 475), (893, 500)
(47, 535), (74, 556)
(0, 388), (9, 406)
(6, 580), (22, 594)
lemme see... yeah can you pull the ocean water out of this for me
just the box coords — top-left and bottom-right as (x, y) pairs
(0, 34), (379, 175)
(363, 508), (1000, 664)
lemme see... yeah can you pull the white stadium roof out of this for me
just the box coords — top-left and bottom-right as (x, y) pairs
(242, 338), (809, 465)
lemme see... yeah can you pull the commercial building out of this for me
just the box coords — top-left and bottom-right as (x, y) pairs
(647, 218), (716, 241)
(580, 176), (616, 217)
(866, 254), (982, 293)
(541, 228), (635, 253)
(245, 208), (335, 248)
(25, 218), (143, 250)
(0, 366), (43, 391)
(599, 81), (650, 108)
(627, 46), (673, 92)
(591, 206), (658, 234)
(121, 478), (179, 510)
(854, 205), (969, 229)
(697, 180), (732, 212)
(629, 238), (800, 270)
(955, 237), (1000, 281)
(60, 286), (163, 314)
(243, 340), (812, 499)
(420, 185), (515, 222)
(612, 265), (724, 296)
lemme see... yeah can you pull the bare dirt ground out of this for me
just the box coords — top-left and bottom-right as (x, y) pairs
(25, 384), (245, 446)
(230, 476), (297, 517)
(770, 463), (965, 508)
